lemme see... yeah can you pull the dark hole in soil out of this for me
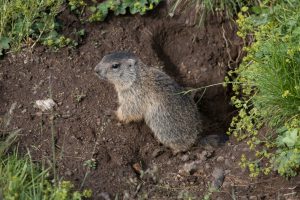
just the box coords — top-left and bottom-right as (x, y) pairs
(151, 24), (235, 143)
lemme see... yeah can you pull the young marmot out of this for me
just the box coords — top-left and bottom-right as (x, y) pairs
(94, 51), (202, 153)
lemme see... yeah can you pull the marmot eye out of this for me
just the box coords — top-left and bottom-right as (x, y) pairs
(112, 63), (120, 69)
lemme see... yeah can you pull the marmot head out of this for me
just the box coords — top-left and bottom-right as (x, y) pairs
(94, 51), (139, 90)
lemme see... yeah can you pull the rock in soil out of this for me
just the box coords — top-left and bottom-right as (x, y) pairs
(181, 160), (202, 175)
(151, 148), (164, 158)
(180, 154), (190, 162)
(211, 167), (225, 190)
(216, 156), (224, 162)
(34, 98), (56, 112)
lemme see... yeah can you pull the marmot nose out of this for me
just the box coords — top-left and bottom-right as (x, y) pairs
(94, 65), (100, 73)
(94, 66), (102, 75)
(94, 66), (106, 80)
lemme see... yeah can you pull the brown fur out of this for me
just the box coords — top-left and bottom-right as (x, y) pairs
(95, 52), (202, 153)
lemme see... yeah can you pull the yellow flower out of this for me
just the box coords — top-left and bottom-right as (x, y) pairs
(282, 90), (290, 98)
(241, 6), (249, 12)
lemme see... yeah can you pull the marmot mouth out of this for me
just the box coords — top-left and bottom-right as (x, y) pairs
(95, 72), (107, 80)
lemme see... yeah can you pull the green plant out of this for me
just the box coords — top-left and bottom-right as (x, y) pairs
(83, 159), (97, 170)
(68, 0), (87, 11)
(169, 0), (259, 25)
(0, 102), (20, 156)
(0, 0), (77, 55)
(0, 152), (92, 200)
(227, 0), (300, 177)
(87, 0), (162, 22)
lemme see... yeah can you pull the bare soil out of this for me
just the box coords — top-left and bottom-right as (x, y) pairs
(1, 3), (299, 200)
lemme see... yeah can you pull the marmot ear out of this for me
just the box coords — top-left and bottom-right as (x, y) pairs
(127, 59), (136, 67)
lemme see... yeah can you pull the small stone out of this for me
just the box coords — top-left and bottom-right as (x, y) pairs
(231, 156), (236, 160)
(242, 147), (249, 152)
(96, 118), (101, 126)
(225, 159), (232, 167)
(21, 109), (27, 114)
(205, 163), (210, 170)
(132, 162), (142, 174)
(206, 150), (214, 158)
(97, 192), (111, 200)
(35, 98), (56, 112)
(180, 154), (189, 162)
(211, 167), (225, 190)
(123, 191), (130, 200)
(249, 196), (257, 200)
(152, 148), (164, 158)
(197, 150), (214, 161)
(233, 145), (238, 151)
(182, 160), (202, 175)
(36, 112), (43, 117)
(178, 169), (188, 176)
(216, 156), (224, 162)
(65, 169), (73, 176)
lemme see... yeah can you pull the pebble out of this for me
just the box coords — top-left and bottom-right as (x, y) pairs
(35, 98), (56, 112)
(97, 192), (111, 200)
(205, 163), (210, 170)
(132, 163), (142, 174)
(233, 145), (238, 151)
(242, 147), (249, 152)
(249, 196), (258, 200)
(180, 154), (189, 162)
(65, 169), (73, 176)
(225, 159), (232, 167)
(182, 160), (202, 175)
(151, 148), (164, 158)
(197, 150), (214, 161)
(216, 156), (224, 162)
(211, 167), (225, 190)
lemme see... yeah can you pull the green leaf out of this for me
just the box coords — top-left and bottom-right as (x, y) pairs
(276, 126), (288, 134)
(89, 6), (97, 12)
(77, 29), (85, 36)
(0, 37), (10, 50)
(282, 129), (299, 147)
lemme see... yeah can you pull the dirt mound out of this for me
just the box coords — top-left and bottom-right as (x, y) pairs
(1, 4), (299, 200)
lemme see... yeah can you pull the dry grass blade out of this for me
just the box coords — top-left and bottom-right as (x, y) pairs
(0, 102), (21, 156)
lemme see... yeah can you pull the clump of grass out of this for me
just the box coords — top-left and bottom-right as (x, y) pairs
(68, 0), (162, 22)
(0, 102), (20, 156)
(0, 0), (75, 55)
(227, 0), (300, 177)
(169, 0), (259, 25)
(0, 151), (92, 200)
